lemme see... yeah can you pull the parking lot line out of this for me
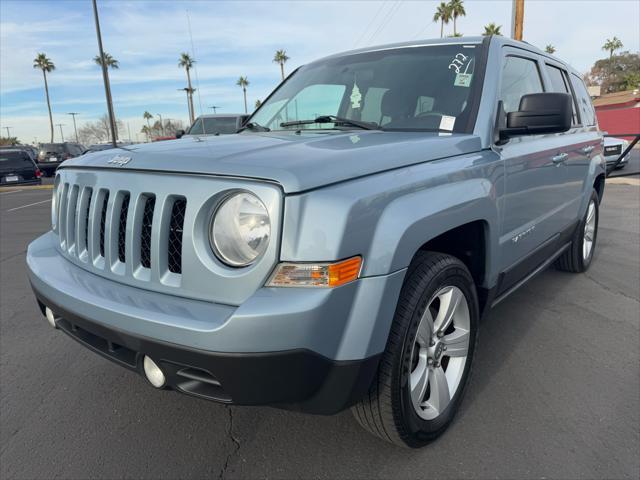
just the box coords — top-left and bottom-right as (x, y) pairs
(0, 189), (24, 195)
(6, 199), (51, 212)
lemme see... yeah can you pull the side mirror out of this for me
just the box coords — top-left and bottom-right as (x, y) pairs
(176, 129), (185, 139)
(499, 93), (572, 142)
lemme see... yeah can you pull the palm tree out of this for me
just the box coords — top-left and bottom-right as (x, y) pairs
(448, 0), (466, 36)
(255, 99), (262, 109)
(178, 53), (196, 123)
(545, 44), (556, 54)
(483, 22), (502, 36)
(433, 2), (452, 38)
(143, 111), (153, 132)
(237, 76), (249, 114)
(602, 37), (623, 76)
(141, 125), (151, 142)
(33, 53), (55, 142)
(94, 52), (119, 69)
(273, 49), (290, 80)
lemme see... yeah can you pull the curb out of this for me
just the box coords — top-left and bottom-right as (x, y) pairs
(0, 184), (53, 192)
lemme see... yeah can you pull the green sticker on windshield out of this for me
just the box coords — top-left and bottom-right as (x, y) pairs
(350, 83), (362, 109)
(454, 73), (473, 87)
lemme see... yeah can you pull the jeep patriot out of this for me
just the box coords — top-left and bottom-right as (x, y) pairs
(27, 36), (605, 447)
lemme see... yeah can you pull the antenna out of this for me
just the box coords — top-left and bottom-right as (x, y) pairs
(186, 10), (203, 118)
(209, 106), (221, 114)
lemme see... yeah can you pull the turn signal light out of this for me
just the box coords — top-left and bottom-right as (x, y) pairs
(267, 256), (362, 288)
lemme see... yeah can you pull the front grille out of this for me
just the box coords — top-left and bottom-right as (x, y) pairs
(168, 198), (186, 274)
(57, 184), (186, 280)
(118, 194), (130, 263)
(140, 196), (155, 269)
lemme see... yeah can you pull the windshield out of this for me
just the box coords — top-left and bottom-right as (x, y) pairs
(250, 43), (482, 132)
(188, 117), (239, 135)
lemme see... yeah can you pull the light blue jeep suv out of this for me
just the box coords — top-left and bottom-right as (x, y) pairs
(27, 36), (605, 447)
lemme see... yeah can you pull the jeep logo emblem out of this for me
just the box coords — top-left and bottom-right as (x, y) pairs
(108, 155), (132, 167)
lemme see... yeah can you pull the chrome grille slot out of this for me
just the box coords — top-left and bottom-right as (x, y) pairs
(76, 187), (92, 260)
(167, 197), (186, 274)
(99, 192), (109, 258)
(65, 185), (79, 254)
(58, 183), (70, 248)
(140, 195), (156, 269)
(117, 193), (130, 263)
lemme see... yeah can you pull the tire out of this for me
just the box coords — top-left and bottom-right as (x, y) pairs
(352, 251), (479, 448)
(555, 189), (599, 273)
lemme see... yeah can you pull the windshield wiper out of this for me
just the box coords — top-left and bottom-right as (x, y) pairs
(238, 122), (270, 132)
(280, 115), (379, 130)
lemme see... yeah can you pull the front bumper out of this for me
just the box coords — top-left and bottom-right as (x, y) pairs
(27, 232), (405, 414)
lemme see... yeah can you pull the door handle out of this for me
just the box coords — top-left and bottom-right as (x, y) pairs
(552, 153), (568, 164)
(582, 145), (595, 154)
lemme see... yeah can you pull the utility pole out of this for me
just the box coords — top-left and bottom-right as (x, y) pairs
(127, 122), (132, 142)
(4, 126), (12, 138)
(511, 0), (525, 41)
(156, 113), (164, 136)
(92, 0), (118, 148)
(209, 106), (221, 114)
(55, 123), (65, 142)
(67, 112), (80, 142)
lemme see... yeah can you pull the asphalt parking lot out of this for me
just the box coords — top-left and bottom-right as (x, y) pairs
(1, 180), (638, 479)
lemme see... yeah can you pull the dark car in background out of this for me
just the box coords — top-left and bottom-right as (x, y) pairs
(176, 114), (248, 138)
(37, 142), (85, 176)
(0, 149), (42, 186)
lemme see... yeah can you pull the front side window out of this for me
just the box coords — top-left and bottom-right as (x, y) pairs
(499, 56), (544, 113)
(250, 44), (484, 132)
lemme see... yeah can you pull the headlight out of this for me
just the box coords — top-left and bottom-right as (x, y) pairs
(210, 192), (270, 267)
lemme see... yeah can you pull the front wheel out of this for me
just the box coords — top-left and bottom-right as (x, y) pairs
(352, 251), (479, 448)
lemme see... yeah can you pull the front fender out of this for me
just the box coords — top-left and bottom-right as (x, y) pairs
(281, 151), (503, 285)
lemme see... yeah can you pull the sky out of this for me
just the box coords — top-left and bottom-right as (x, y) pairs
(1, 0), (639, 144)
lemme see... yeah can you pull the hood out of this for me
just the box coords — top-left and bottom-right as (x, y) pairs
(64, 131), (482, 193)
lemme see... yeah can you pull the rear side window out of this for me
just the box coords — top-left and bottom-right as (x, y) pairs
(545, 64), (578, 125)
(0, 151), (33, 167)
(570, 74), (596, 126)
(500, 56), (544, 113)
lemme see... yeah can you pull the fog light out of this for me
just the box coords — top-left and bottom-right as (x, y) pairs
(143, 356), (166, 388)
(45, 307), (58, 328)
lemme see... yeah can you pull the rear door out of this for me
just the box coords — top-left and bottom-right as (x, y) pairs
(542, 62), (597, 222)
(496, 48), (573, 291)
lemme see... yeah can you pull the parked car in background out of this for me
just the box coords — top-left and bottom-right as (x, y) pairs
(0, 149), (42, 186)
(27, 36), (605, 448)
(37, 142), (85, 176)
(603, 136), (630, 170)
(177, 114), (249, 138)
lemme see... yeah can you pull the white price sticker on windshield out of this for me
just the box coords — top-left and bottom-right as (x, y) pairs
(440, 115), (456, 131)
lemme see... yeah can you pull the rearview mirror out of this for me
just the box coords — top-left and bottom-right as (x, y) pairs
(176, 129), (185, 139)
(499, 93), (572, 142)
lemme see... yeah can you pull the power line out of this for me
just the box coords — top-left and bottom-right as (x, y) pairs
(353, 1), (388, 48)
(367, 1), (403, 46)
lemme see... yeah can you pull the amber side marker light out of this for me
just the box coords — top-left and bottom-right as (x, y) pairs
(267, 256), (363, 288)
